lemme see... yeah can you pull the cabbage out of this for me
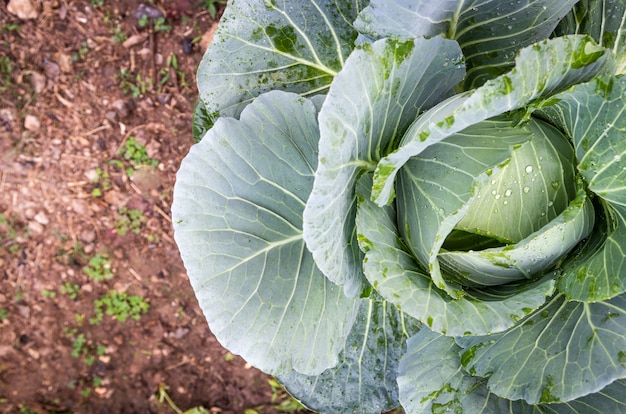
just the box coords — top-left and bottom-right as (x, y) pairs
(172, 1), (626, 412)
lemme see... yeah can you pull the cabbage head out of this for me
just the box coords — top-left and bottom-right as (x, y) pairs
(172, 1), (626, 412)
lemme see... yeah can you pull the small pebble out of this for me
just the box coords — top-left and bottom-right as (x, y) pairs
(24, 115), (40, 131)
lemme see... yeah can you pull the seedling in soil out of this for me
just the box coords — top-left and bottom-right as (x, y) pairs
(159, 53), (188, 89)
(61, 282), (81, 300)
(138, 15), (171, 33)
(156, 384), (210, 414)
(119, 136), (158, 171)
(72, 41), (90, 62)
(0, 308), (8, 321)
(71, 332), (88, 358)
(91, 167), (111, 197)
(41, 289), (57, 299)
(83, 253), (114, 282)
(267, 378), (306, 413)
(66, 329), (107, 365)
(0, 56), (13, 90)
(0, 212), (25, 254)
(111, 27), (127, 43)
(1, 23), (22, 33)
(90, 290), (150, 324)
(65, 328), (106, 397)
(203, 0), (228, 19)
(119, 69), (153, 98)
(114, 206), (146, 236)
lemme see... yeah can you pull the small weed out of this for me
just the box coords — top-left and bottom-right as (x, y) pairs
(91, 167), (111, 197)
(2, 23), (22, 33)
(138, 16), (171, 33)
(57, 240), (85, 266)
(83, 253), (114, 281)
(61, 282), (81, 300)
(72, 41), (90, 62)
(267, 378), (306, 412)
(203, 0), (228, 19)
(159, 53), (188, 89)
(41, 289), (57, 299)
(0, 308), (8, 321)
(153, 17), (172, 33)
(19, 406), (38, 414)
(0, 212), (26, 254)
(114, 206), (146, 236)
(119, 69), (153, 98)
(0, 56), (13, 90)
(71, 333), (87, 358)
(119, 136), (158, 173)
(90, 291), (150, 324)
(66, 329), (107, 369)
(242, 379), (306, 413)
(89, 0), (105, 7)
(93, 375), (103, 387)
(137, 14), (149, 28)
(156, 384), (210, 414)
(111, 27), (127, 43)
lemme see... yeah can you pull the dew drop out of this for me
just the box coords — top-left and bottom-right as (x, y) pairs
(491, 190), (497, 196)
(547, 201), (554, 207)
(495, 194), (501, 200)
(504, 189), (512, 197)
(525, 165), (533, 173)
(503, 200), (509, 206)
(523, 186), (530, 193)
(490, 179), (497, 185)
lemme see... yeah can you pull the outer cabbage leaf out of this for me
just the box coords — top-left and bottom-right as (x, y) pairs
(355, 173), (555, 337)
(400, 329), (626, 413)
(192, 99), (214, 143)
(372, 35), (612, 207)
(538, 380), (626, 413)
(354, 0), (577, 88)
(303, 36), (465, 297)
(458, 293), (626, 404)
(556, 0), (626, 74)
(399, 328), (537, 413)
(196, 0), (366, 119)
(278, 299), (420, 414)
(172, 91), (358, 376)
(537, 75), (626, 301)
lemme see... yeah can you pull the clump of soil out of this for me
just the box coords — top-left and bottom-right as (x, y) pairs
(0, 1), (309, 412)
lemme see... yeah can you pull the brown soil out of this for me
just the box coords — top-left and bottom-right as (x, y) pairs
(0, 1), (311, 413)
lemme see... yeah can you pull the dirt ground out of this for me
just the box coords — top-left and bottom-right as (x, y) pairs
(0, 1), (311, 412)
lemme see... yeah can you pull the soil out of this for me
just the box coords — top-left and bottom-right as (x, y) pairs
(0, 1), (311, 413)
